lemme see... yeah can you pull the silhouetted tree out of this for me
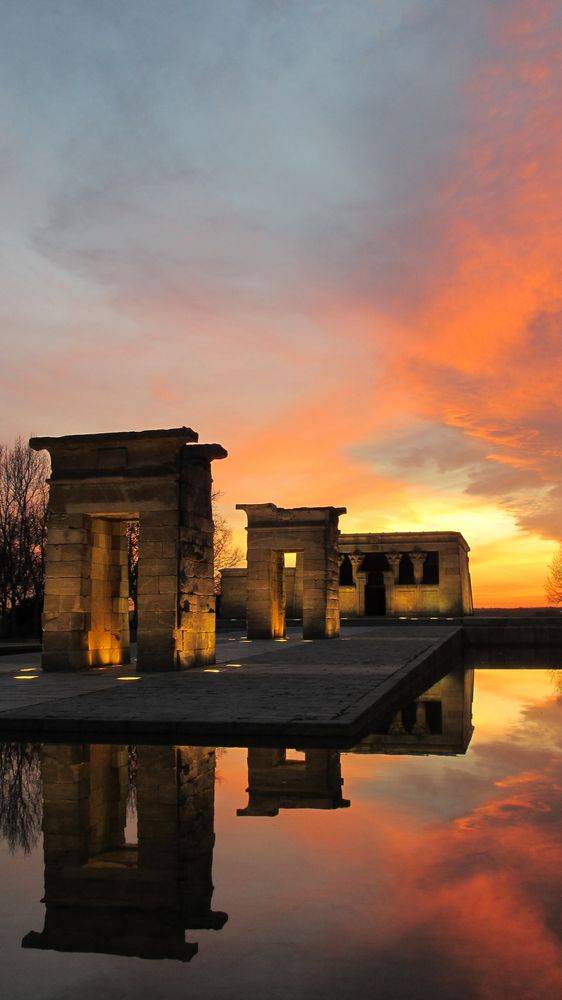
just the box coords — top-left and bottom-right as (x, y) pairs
(126, 521), (139, 630)
(545, 544), (562, 606)
(212, 490), (244, 593)
(0, 439), (49, 636)
(0, 742), (42, 854)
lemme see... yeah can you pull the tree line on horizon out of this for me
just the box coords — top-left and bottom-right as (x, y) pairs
(0, 437), (242, 639)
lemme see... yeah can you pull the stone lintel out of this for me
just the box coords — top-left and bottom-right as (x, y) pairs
(30, 426), (198, 450)
(30, 427), (199, 480)
(339, 531), (470, 553)
(237, 503), (347, 527)
(182, 444), (228, 462)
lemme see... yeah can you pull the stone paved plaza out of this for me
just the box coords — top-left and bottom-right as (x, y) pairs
(0, 626), (461, 745)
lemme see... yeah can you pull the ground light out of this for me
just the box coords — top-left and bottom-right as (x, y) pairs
(204, 668), (220, 673)
(116, 676), (141, 682)
(14, 675), (38, 680)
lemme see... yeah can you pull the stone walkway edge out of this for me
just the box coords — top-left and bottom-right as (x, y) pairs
(0, 627), (462, 747)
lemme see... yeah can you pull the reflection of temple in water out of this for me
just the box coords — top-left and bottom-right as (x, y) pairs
(352, 668), (474, 756)
(23, 744), (227, 962)
(237, 749), (351, 816)
(17, 670), (474, 959)
(237, 671), (474, 816)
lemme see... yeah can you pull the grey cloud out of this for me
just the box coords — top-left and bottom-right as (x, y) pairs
(0, 0), (503, 315)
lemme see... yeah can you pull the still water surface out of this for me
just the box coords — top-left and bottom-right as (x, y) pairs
(1, 666), (561, 1000)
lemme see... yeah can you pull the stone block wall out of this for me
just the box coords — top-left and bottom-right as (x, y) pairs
(31, 429), (227, 672)
(40, 743), (128, 872)
(177, 453), (217, 668)
(237, 748), (350, 815)
(89, 518), (130, 666)
(221, 530), (473, 621)
(220, 565), (303, 619)
(24, 741), (225, 960)
(42, 513), (93, 671)
(137, 507), (180, 672)
(237, 504), (346, 640)
(42, 512), (130, 670)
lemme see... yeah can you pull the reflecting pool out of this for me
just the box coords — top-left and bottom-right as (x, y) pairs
(1, 666), (562, 999)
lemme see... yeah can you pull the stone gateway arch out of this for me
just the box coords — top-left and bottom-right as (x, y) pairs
(236, 503), (347, 639)
(30, 427), (226, 672)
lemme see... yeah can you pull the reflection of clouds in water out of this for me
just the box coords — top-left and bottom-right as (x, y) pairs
(393, 689), (562, 995)
(347, 670), (562, 826)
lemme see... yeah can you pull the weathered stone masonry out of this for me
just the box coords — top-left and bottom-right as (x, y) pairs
(31, 427), (226, 672)
(236, 503), (346, 639)
(23, 743), (226, 961)
(221, 529), (473, 620)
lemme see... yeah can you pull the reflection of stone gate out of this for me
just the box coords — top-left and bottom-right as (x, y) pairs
(30, 428), (226, 671)
(237, 748), (350, 816)
(23, 744), (227, 962)
(351, 668), (474, 756)
(236, 504), (346, 639)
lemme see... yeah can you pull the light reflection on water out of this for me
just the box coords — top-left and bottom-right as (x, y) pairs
(0, 666), (561, 1000)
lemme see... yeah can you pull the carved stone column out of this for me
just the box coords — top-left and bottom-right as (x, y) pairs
(349, 554), (363, 583)
(388, 711), (406, 735)
(412, 701), (431, 735)
(386, 553), (401, 583)
(383, 569), (395, 615)
(356, 571), (367, 616)
(410, 552), (427, 585)
(349, 555), (364, 616)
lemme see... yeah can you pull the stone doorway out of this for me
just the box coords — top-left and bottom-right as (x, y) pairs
(365, 571), (386, 615)
(237, 503), (346, 640)
(363, 554), (390, 616)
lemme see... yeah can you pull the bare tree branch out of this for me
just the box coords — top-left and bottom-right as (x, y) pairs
(0, 439), (49, 636)
(0, 742), (42, 854)
(545, 544), (562, 606)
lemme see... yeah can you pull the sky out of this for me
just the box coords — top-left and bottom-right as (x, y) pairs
(1, 0), (561, 605)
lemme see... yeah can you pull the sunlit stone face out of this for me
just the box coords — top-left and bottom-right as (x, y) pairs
(31, 429), (226, 674)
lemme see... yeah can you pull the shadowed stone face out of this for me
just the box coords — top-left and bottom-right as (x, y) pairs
(30, 428), (227, 672)
(22, 743), (227, 961)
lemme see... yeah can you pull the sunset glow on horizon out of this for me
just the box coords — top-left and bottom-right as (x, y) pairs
(1, 0), (561, 606)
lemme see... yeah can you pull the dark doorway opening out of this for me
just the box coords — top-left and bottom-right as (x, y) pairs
(362, 554), (389, 617)
(365, 572), (386, 615)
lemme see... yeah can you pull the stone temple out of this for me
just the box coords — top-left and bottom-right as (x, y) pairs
(221, 515), (473, 621)
(31, 426), (473, 672)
